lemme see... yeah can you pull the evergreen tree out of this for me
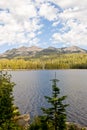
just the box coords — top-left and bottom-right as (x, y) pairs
(41, 73), (68, 130)
(0, 71), (15, 126)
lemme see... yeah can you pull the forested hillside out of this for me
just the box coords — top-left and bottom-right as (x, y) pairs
(0, 53), (87, 70)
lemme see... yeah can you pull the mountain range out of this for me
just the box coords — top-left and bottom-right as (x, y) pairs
(0, 46), (86, 59)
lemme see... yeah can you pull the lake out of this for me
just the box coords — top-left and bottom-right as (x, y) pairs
(9, 70), (87, 126)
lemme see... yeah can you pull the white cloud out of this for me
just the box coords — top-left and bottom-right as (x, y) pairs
(50, 0), (87, 47)
(50, 0), (87, 24)
(59, 7), (87, 24)
(0, 0), (43, 47)
(52, 19), (87, 46)
(50, 0), (87, 9)
(52, 21), (60, 27)
(39, 3), (59, 21)
(0, 0), (87, 49)
(27, 37), (40, 47)
(14, 4), (37, 17)
(23, 18), (43, 32)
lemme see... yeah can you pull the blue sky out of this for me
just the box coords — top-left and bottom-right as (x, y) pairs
(0, 0), (87, 53)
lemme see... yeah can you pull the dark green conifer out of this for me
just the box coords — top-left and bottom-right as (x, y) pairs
(0, 72), (15, 126)
(41, 73), (68, 130)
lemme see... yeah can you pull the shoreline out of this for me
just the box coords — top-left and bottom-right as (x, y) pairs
(1, 68), (87, 71)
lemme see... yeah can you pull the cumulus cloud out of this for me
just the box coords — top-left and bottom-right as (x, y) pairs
(52, 19), (87, 46)
(51, 0), (87, 47)
(50, 0), (87, 9)
(39, 2), (59, 21)
(0, 0), (42, 47)
(0, 0), (87, 51)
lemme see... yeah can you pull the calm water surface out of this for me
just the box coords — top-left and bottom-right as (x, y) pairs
(9, 70), (87, 126)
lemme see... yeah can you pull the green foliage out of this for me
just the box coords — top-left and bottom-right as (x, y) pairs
(0, 121), (23, 130)
(0, 53), (87, 69)
(29, 116), (48, 130)
(66, 123), (87, 130)
(13, 105), (20, 116)
(41, 76), (68, 130)
(0, 72), (24, 130)
(68, 125), (77, 130)
(0, 72), (15, 125)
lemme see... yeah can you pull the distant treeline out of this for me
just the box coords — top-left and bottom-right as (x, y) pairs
(0, 53), (87, 70)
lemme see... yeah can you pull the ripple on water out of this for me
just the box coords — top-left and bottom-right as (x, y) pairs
(9, 70), (87, 126)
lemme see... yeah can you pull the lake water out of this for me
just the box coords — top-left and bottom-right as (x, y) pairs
(9, 70), (87, 126)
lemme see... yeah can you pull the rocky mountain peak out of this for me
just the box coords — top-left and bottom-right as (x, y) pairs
(17, 46), (27, 51)
(47, 46), (57, 50)
(0, 46), (86, 59)
(27, 46), (42, 52)
(63, 46), (86, 53)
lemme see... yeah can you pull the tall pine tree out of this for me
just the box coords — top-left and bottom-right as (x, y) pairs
(0, 72), (15, 126)
(41, 73), (68, 130)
